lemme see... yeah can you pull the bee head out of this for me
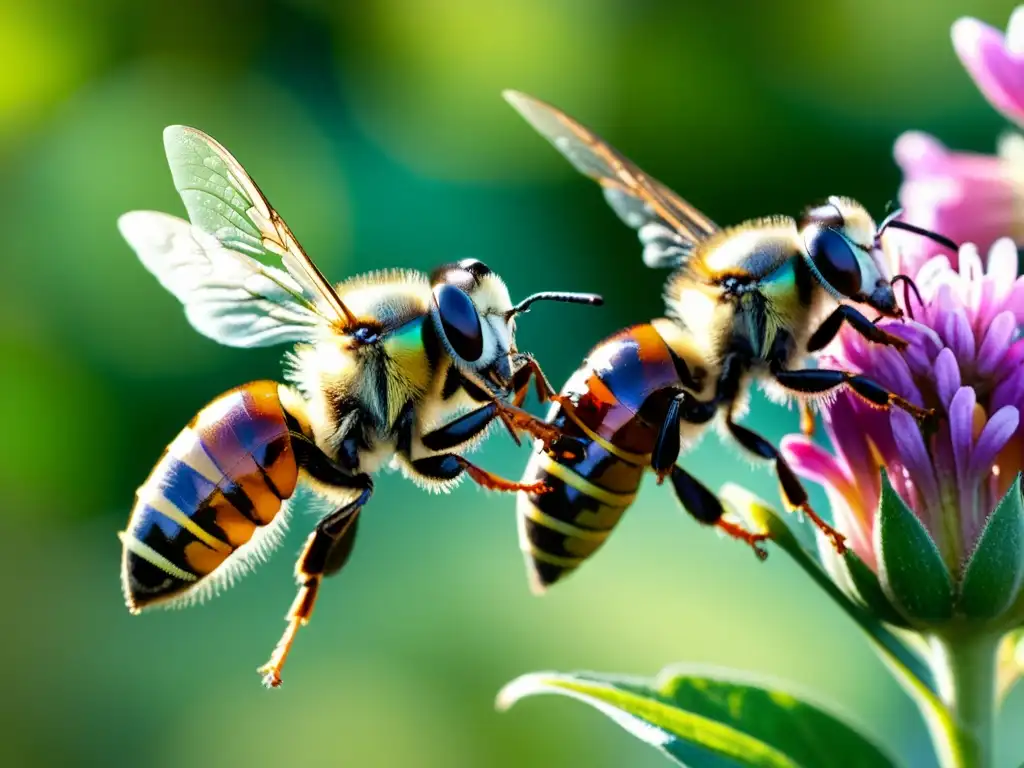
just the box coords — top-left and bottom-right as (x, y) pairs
(798, 196), (902, 318)
(428, 258), (603, 396)
(428, 259), (518, 392)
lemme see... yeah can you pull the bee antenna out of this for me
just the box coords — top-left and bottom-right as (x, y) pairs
(891, 274), (924, 321)
(875, 211), (959, 253)
(507, 291), (604, 319)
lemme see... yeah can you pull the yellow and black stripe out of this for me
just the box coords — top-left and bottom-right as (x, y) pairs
(119, 381), (298, 612)
(516, 324), (690, 593)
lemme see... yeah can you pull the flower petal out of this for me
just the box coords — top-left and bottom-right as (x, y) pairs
(823, 395), (887, 504)
(1003, 278), (1024, 324)
(953, 16), (1024, 126)
(969, 406), (1020, 478)
(977, 310), (1017, 375)
(780, 435), (850, 489)
(1008, 5), (1024, 54)
(949, 387), (978, 489)
(894, 131), (950, 173)
(985, 237), (1019, 284)
(946, 309), (977, 364)
(993, 366), (1024, 413)
(890, 409), (942, 528)
(934, 347), (962, 409)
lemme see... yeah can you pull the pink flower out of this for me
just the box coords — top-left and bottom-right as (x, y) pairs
(890, 8), (1024, 273)
(953, 7), (1024, 126)
(891, 132), (1024, 275)
(782, 239), (1024, 578)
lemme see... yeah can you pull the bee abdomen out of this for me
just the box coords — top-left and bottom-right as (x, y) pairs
(516, 324), (686, 593)
(119, 381), (299, 612)
(516, 402), (647, 594)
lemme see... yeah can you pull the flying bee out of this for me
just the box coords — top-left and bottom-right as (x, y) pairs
(504, 91), (958, 592)
(117, 125), (602, 685)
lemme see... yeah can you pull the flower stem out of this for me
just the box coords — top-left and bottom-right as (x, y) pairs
(927, 633), (1000, 768)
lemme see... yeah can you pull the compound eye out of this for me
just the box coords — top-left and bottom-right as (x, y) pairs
(808, 228), (862, 297)
(433, 284), (483, 362)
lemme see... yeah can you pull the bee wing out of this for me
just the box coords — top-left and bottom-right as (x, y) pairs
(119, 211), (324, 347)
(154, 125), (356, 330)
(504, 90), (718, 270)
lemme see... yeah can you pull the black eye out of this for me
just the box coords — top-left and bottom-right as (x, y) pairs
(807, 228), (862, 297)
(433, 284), (483, 362)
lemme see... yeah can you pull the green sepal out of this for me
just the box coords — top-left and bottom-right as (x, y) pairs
(497, 667), (897, 768)
(958, 473), (1024, 620)
(720, 484), (935, 690)
(874, 469), (954, 624)
(844, 550), (913, 628)
(721, 484), (969, 768)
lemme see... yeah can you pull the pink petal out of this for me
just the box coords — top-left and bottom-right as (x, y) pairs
(977, 310), (1017, 375)
(945, 309), (977, 363)
(780, 436), (850, 489)
(953, 16), (1024, 127)
(1008, 6), (1024, 54)
(894, 131), (951, 174)
(993, 367), (1024, 412)
(949, 386), (977, 489)
(969, 406), (1020, 478)
(859, 346), (923, 405)
(1004, 279), (1024, 323)
(985, 237), (1019, 284)
(823, 395), (885, 502)
(934, 347), (962, 409)
(997, 339), (1024, 381)
(890, 409), (942, 521)
(915, 255), (955, 297)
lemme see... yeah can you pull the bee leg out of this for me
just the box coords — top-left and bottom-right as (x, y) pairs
(258, 482), (371, 689)
(494, 401), (586, 461)
(420, 402), (506, 451)
(807, 305), (907, 353)
(666, 464), (769, 560)
(799, 400), (816, 438)
(412, 454), (550, 494)
(725, 418), (847, 554)
(773, 368), (935, 426)
(651, 391), (717, 480)
(510, 353), (556, 405)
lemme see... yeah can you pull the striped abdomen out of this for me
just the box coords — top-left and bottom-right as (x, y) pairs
(119, 381), (299, 612)
(516, 323), (689, 593)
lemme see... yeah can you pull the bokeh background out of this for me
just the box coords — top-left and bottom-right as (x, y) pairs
(4, 0), (1024, 766)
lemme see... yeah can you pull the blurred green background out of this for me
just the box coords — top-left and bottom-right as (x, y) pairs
(4, 0), (1024, 766)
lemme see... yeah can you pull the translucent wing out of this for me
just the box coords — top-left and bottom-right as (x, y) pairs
(119, 211), (323, 347)
(161, 125), (355, 317)
(504, 90), (719, 270)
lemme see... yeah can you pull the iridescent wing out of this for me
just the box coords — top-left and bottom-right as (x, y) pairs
(504, 90), (719, 271)
(119, 126), (357, 348)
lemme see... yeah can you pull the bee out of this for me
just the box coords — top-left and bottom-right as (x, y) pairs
(117, 125), (602, 685)
(504, 91), (957, 593)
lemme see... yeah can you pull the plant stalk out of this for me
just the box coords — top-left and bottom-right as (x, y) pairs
(926, 633), (1000, 768)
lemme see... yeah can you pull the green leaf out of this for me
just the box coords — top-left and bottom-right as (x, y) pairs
(498, 667), (897, 768)
(874, 469), (954, 623)
(959, 473), (1024, 620)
